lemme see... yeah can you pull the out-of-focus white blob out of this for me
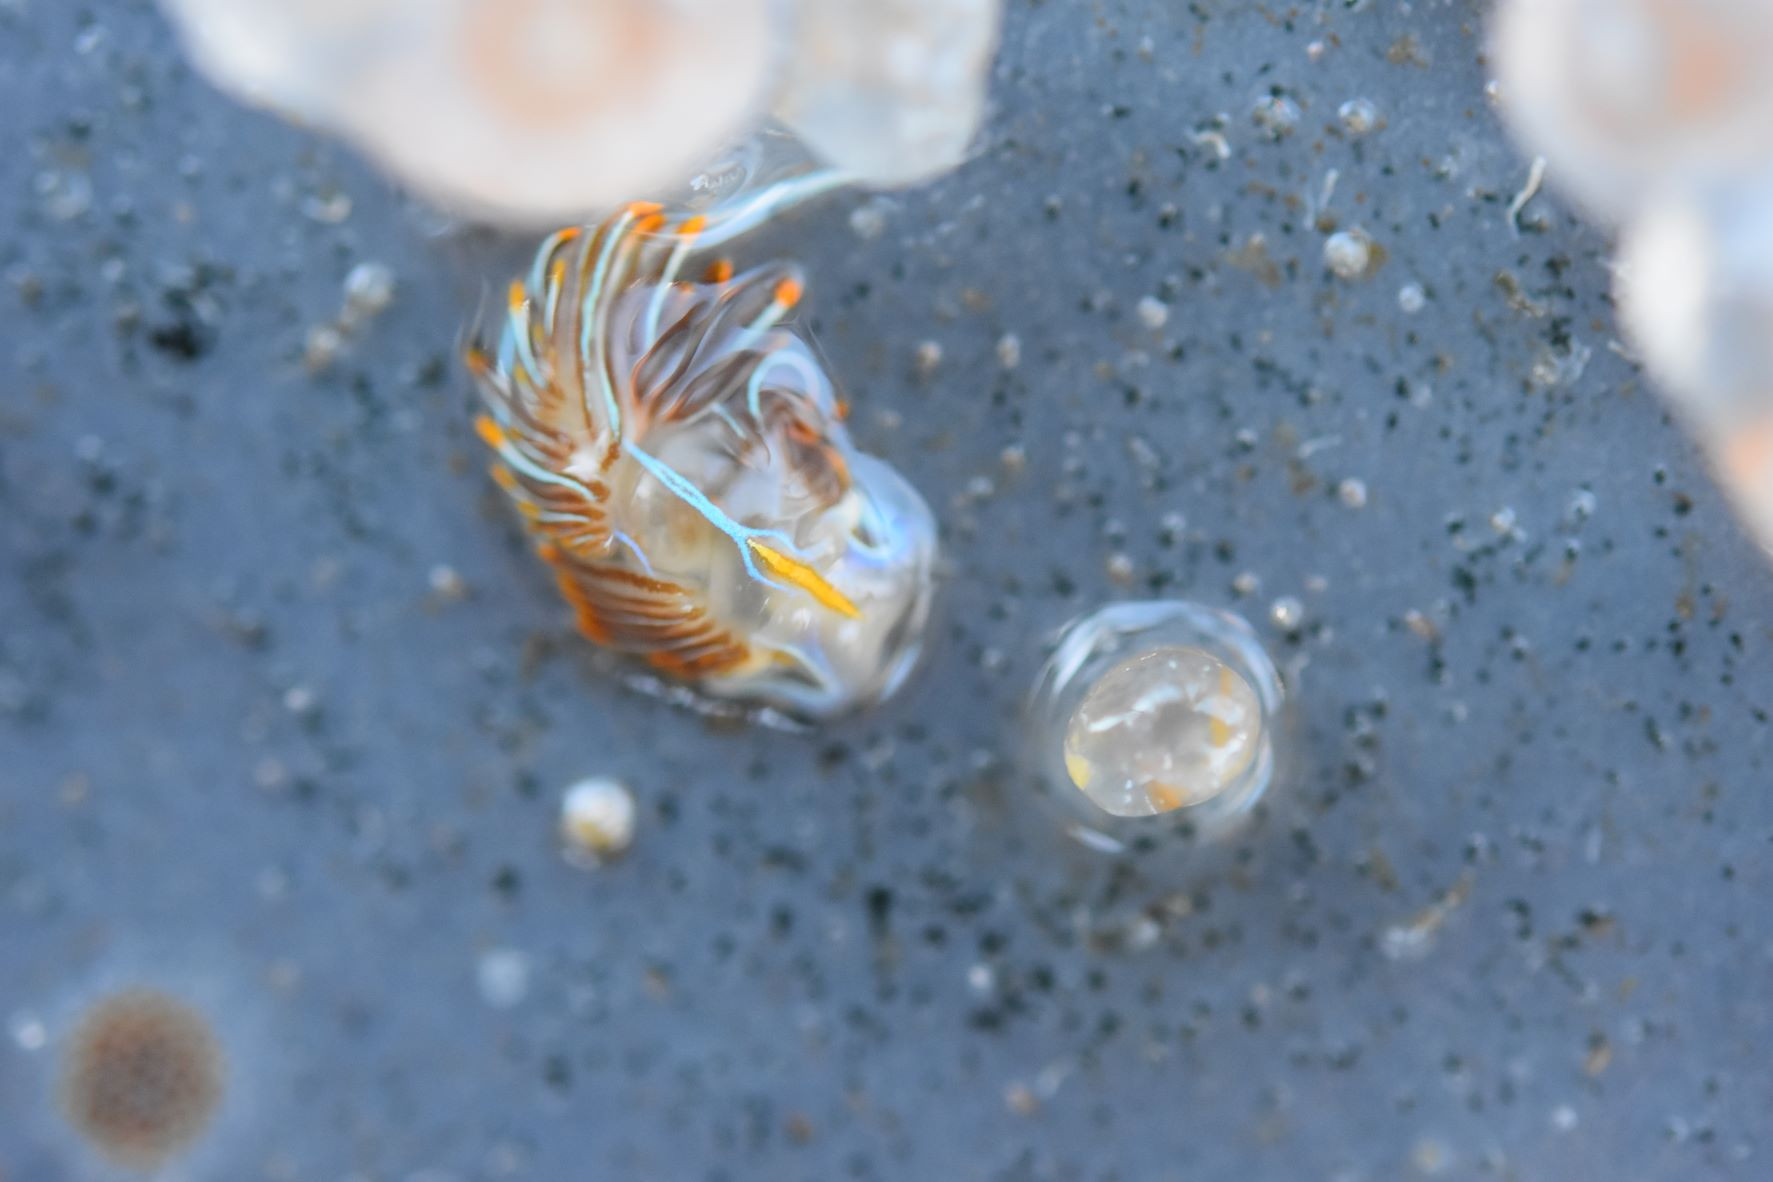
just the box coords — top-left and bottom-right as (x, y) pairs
(771, 0), (1002, 185)
(158, 0), (1003, 222)
(159, 0), (774, 225)
(1495, 0), (1773, 223)
(1618, 185), (1773, 549)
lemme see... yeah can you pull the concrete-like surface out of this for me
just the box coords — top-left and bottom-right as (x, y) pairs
(2, 1), (1769, 1178)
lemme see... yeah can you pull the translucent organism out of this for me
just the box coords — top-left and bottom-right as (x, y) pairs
(156, 0), (1003, 225)
(467, 179), (937, 720)
(1026, 601), (1285, 854)
(1062, 647), (1263, 818)
(1495, 0), (1773, 223)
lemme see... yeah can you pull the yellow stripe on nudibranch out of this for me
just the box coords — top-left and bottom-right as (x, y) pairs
(474, 414), (508, 450)
(745, 539), (860, 619)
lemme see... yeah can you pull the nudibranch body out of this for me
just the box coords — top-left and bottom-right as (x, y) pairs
(468, 191), (936, 720)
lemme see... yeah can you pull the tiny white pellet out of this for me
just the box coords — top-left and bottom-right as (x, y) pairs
(1338, 98), (1381, 136)
(1324, 229), (1376, 281)
(560, 776), (636, 863)
(1270, 596), (1304, 630)
(996, 333), (1023, 370)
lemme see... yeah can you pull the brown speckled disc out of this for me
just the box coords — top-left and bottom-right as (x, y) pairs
(60, 990), (224, 1167)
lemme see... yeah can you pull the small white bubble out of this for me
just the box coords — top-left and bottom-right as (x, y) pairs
(477, 948), (530, 1009)
(1398, 281), (1427, 314)
(1338, 98), (1381, 136)
(1324, 229), (1377, 281)
(428, 564), (467, 601)
(35, 169), (92, 222)
(848, 198), (891, 240)
(1252, 93), (1301, 139)
(1338, 478), (1369, 509)
(1270, 596), (1304, 630)
(301, 190), (353, 225)
(253, 757), (289, 792)
(1232, 571), (1261, 597)
(8, 1011), (46, 1051)
(1566, 489), (1597, 525)
(1135, 295), (1169, 329)
(304, 324), (345, 372)
(341, 261), (396, 322)
(995, 332), (1022, 370)
(913, 340), (943, 377)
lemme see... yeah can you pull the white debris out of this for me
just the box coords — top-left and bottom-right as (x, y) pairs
(1324, 228), (1378, 281)
(1338, 97), (1381, 136)
(341, 262), (396, 324)
(560, 776), (637, 864)
(995, 332), (1022, 370)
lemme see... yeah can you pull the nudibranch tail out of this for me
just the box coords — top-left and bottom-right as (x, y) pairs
(468, 179), (937, 719)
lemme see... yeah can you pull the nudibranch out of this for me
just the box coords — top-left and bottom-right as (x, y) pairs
(467, 192), (937, 720)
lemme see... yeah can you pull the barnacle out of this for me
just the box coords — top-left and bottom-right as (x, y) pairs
(468, 181), (937, 720)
